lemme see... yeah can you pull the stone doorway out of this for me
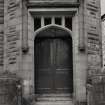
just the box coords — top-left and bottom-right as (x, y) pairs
(34, 27), (73, 98)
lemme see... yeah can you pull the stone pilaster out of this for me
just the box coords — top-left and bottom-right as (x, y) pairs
(22, 0), (28, 53)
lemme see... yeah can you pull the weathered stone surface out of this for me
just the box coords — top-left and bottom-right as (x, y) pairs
(0, 0), (4, 68)
(84, 0), (102, 76)
(0, 71), (22, 105)
(2, 0), (102, 105)
(4, 0), (22, 72)
(0, 0), (4, 24)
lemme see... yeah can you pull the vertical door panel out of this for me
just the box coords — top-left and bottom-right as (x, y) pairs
(35, 38), (53, 94)
(55, 38), (73, 93)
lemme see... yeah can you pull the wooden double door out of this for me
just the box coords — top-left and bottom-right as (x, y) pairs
(35, 31), (73, 95)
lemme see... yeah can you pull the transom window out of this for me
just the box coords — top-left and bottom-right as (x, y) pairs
(34, 16), (72, 31)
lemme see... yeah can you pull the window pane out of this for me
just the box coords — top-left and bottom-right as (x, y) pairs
(44, 17), (51, 25)
(55, 17), (61, 25)
(34, 17), (41, 31)
(65, 17), (72, 30)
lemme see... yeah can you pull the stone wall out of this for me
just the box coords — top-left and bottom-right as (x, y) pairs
(71, 0), (102, 103)
(84, 0), (102, 78)
(4, 0), (22, 73)
(4, 0), (32, 97)
(3, 0), (102, 104)
(79, 0), (102, 75)
(0, 0), (4, 71)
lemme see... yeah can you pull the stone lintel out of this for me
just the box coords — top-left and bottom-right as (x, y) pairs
(28, 8), (78, 17)
(27, 2), (80, 8)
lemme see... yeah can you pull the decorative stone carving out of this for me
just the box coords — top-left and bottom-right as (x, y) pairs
(78, 0), (85, 51)
(22, 0), (29, 53)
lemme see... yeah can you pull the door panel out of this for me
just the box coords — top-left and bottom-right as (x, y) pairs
(35, 38), (53, 93)
(55, 69), (73, 93)
(35, 69), (53, 94)
(56, 38), (72, 68)
(55, 38), (73, 93)
(35, 31), (73, 94)
(35, 38), (51, 68)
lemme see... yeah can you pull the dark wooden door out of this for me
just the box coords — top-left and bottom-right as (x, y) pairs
(35, 32), (73, 94)
(55, 38), (73, 93)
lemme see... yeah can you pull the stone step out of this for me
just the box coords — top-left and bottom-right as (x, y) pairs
(35, 94), (72, 101)
(36, 97), (72, 101)
(34, 95), (73, 105)
(33, 94), (73, 105)
(35, 100), (73, 105)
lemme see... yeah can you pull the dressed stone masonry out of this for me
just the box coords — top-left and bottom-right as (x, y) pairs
(0, 0), (102, 105)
